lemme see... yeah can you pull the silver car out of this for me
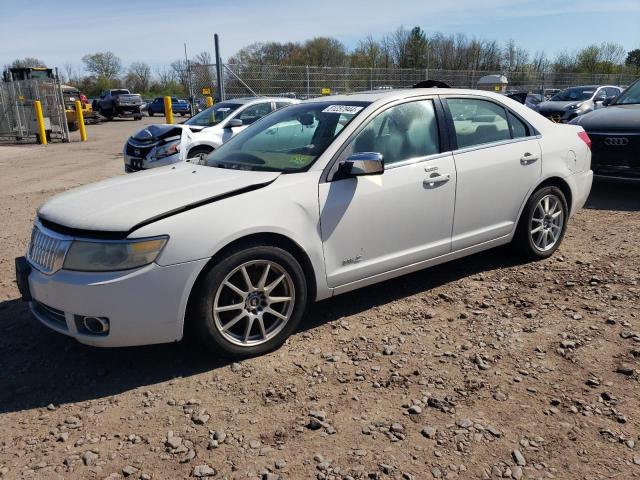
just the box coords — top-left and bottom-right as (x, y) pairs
(537, 85), (622, 123)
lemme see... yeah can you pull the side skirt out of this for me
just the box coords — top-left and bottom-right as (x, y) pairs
(331, 234), (513, 297)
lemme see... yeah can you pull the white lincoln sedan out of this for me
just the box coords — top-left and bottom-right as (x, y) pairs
(16, 88), (593, 358)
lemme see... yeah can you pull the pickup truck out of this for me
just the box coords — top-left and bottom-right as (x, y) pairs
(93, 89), (143, 120)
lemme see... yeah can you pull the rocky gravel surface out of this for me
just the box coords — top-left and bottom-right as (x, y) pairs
(1, 121), (639, 479)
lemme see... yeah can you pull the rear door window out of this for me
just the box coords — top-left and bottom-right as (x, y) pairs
(507, 111), (529, 139)
(446, 98), (511, 149)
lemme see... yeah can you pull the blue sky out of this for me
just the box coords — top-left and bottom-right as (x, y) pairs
(1, 0), (639, 70)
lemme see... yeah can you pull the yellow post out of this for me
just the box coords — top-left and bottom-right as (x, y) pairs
(163, 96), (174, 124)
(75, 100), (87, 142)
(34, 100), (47, 145)
(205, 96), (213, 107)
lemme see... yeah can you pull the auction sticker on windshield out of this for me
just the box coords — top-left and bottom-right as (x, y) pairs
(322, 105), (364, 114)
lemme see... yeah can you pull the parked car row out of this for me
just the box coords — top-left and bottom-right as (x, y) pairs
(506, 79), (638, 181)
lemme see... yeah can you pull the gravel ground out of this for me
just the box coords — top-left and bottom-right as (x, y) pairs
(0, 119), (639, 480)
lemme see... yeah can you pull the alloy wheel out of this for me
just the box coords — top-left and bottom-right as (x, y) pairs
(212, 260), (295, 346)
(530, 194), (564, 252)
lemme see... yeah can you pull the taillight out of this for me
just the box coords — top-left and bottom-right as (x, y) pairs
(577, 131), (591, 150)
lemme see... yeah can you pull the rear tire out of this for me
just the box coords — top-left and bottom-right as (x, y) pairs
(148, 110), (154, 117)
(191, 245), (308, 358)
(513, 186), (568, 260)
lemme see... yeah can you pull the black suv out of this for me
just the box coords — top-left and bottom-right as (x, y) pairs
(571, 79), (640, 180)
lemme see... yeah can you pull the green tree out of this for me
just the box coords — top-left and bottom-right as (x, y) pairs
(81, 52), (122, 81)
(625, 49), (640, 72)
(405, 27), (429, 69)
(11, 57), (47, 68)
(301, 37), (347, 66)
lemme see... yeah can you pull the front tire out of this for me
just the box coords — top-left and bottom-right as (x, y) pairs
(191, 245), (308, 358)
(513, 186), (568, 260)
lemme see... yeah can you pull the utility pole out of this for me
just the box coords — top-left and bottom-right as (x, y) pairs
(214, 34), (225, 101)
(184, 43), (194, 116)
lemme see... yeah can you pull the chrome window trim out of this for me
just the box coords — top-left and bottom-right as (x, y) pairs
(452, 135), (540, 155)
(385, 151), (453, 170)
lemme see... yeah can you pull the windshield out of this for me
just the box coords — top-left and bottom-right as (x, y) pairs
(550, 87), (595, 102)
(205, 101), (370, 172)
(614, 79), (640, 105)
(111, 89), (130, 95)
(186, 102), (242, 127)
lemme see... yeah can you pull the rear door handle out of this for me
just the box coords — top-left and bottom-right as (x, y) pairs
(520, 152), (539, 164)
(423, 173), (451, 187)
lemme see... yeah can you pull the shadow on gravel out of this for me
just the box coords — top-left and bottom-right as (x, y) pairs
(0, 247), (523, 415)
(585, 179), (640, 212)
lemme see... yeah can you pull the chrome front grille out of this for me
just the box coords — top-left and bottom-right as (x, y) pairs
(27, 225), (70, 274)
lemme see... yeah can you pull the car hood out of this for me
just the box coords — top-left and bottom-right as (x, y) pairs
(538, 100), (585, 111)
(572, 104), (640, 132)
(38, 163), (280, 235)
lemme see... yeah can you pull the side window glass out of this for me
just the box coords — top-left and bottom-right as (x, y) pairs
(339, 100), (440, 166)
(447, 98), (511, 149)
(507, 111), (529, 138)
(275, 102), (291, 110)
(238, 103), (273, 125)
(605, 87), (619, 97)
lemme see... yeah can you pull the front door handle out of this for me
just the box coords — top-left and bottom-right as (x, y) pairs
(520, 152), (539, 164)
(423, 173), (451, 187)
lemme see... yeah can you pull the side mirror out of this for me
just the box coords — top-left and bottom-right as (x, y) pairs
(603, 96), (615, 106)
(227, 118), (243, 128)
(337, 152), (384, 178)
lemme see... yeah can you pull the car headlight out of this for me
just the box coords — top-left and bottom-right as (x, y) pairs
(63, 237), (168, 272)
(152, 140), (180, 160)
(566, 103), (582, 110)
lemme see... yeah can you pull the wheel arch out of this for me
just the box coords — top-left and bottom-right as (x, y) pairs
(186, 143), (215, 157)
(514, 175), (574, 239)
(184, 232), (317, 331)
(535, 176), (573, 214)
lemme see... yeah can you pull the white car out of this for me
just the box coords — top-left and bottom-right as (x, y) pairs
(123, 97), (299, 172)
(17, 88), (593, 358)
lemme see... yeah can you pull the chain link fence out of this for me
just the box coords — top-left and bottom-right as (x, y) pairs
(183, 63), (637, 101)
(0, 77), (69, 143)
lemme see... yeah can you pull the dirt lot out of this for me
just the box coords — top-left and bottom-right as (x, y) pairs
(0, 119), (639, 480)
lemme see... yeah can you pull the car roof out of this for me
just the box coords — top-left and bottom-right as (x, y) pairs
(302, 88), (512, 105)
(224, 96), (298, 104)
